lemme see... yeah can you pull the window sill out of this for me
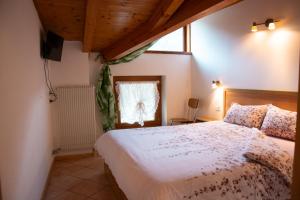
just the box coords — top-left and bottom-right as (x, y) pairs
(145, 50), (192, 55)
(115, 121), (162, 129)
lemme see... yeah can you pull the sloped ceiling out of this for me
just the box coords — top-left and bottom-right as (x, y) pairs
(34, 0), (241, 60)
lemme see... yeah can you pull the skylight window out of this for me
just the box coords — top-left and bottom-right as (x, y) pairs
(147, 25), (191, 54)
(149, 28), (184, 52)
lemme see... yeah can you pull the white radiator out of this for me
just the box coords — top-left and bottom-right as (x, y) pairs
(52, 85), (100, 153)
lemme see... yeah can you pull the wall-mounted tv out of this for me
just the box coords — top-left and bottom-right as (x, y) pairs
(42, 31), (64, 61)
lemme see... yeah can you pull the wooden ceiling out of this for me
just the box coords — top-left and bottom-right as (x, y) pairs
(34, 0), (241, 60)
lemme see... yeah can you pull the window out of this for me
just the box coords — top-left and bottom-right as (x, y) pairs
(146, 25), (191, 55)
(113, 76), (162, 129)
(149, 28), (184, 51)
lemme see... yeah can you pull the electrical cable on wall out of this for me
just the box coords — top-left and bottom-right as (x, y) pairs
(43, 59), (57, 102)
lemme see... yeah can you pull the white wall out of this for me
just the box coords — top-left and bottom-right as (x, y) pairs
(0, 0), (53, 200)
(191, 0), (300, 119)
(50, 42), (192, 126)
(50, 41), (90, 87)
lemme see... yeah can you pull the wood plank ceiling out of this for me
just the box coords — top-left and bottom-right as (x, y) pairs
(34, 0), (241, 60)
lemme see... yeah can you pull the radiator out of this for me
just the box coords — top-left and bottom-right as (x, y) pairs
(52, 85), (100, 153)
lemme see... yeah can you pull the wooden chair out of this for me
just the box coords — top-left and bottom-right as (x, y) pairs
(170, 98), (200, 125)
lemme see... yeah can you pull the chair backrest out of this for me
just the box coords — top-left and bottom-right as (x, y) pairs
(188, 98), (199, 109)
(187, 98), (199, 122)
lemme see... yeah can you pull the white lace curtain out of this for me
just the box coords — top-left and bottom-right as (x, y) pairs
(116, 81), (160, 126)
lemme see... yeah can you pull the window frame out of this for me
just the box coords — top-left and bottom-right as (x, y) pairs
(145, 24), (191, 55)
(113, 76), (162, 129)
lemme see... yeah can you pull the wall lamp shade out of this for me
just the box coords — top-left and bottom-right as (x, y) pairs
(251, 22), (258, 32)
(212, 80), (221, 89)
(266, 19), (276, 30)
(251, 18), (278, 32)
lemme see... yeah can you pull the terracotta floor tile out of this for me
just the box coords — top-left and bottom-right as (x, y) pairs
(88, 174), (111, 188)
(53, 161), (74, 169)
(85, 159), (105, 170)
(52, 165), (85, 177)
(44, 185), (65, 200)
(71, 157), (100, 167)
(53, 191), (87, 200)
(68, 180), (102, 196)
(44, 156), (118, 200)
(89, 186), (116, 200)
(49, 175), (82, 190)
(71, 167), (101, 179)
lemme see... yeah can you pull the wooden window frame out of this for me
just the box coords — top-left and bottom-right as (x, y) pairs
(113, 76), (162, 129)
(145, 24), (192, 55)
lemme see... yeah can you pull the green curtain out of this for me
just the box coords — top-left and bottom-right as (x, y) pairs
(96, 42), (155, 132)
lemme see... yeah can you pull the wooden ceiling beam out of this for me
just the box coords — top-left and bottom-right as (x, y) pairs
(83, 0), (98, 52)
(147, 0), (184, 30)
(102, 0), (241, 60)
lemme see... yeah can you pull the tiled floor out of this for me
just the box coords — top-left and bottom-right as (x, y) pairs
(44, 155), (117, 200)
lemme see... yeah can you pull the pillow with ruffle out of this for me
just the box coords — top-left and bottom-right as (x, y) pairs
(224, 103), (268, 128)
(261, 105), (297, 141)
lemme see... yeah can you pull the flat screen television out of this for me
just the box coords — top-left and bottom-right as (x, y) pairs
(42, 31), (64, 61)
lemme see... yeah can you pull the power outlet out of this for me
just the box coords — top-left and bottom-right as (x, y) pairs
(216, 106), (221, 112)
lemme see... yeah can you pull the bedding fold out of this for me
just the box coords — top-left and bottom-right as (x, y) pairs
(244, 133), (293, 185)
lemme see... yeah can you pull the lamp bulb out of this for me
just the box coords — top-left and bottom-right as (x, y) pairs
(268, 22), (276, 30)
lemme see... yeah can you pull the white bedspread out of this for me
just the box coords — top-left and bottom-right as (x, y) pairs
(95, 121), (294, 200)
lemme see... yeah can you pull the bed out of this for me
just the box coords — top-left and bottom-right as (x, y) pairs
(95, 89), (297, 200)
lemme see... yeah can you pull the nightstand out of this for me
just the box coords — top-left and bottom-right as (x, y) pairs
(196, 116), (218, 122)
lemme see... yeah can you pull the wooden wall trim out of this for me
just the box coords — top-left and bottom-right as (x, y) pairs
(145, 50), (192, 55)
(224, 88), (298, 116)
(292, 49), (300, 200)
(225, 88), (297, 97)
(183, 24), (191, 52)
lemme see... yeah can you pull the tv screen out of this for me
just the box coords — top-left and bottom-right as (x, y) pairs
(43, 31), (64, 61)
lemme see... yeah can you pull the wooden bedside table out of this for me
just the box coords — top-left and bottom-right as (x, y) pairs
(196, 116), (218, 122)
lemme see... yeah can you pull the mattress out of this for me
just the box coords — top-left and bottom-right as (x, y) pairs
(95, 121), (294, 200)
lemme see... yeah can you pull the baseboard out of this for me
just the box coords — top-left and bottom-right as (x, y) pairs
(54, 152), (96, 161)
(55, 148), (94, 157)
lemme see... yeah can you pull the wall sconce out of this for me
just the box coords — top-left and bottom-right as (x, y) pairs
(251, 22), (258, 32)
(251, 18), (279, 32)
(212, 80), (221, 89)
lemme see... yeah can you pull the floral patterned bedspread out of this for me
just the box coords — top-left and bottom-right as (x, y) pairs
(95, 121), (293, 200)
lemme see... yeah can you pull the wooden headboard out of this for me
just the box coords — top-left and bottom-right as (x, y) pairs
(224, 89), (298, 114)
